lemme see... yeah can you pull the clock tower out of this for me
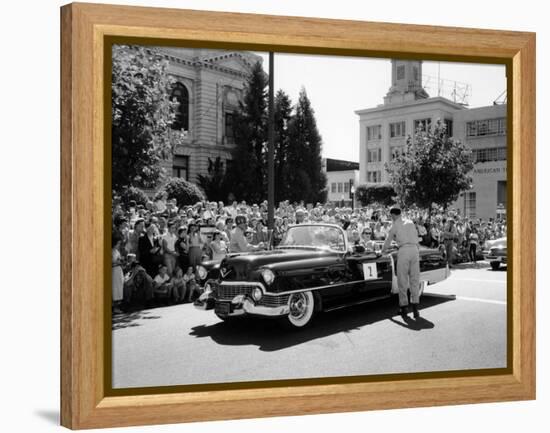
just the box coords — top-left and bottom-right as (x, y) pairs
(384, 59), (429, 105)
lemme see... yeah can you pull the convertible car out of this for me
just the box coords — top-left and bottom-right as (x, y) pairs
(483, 237), (507, 270)
(194, 223), (450, 329)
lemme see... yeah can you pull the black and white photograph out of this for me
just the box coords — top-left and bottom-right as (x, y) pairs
(110, 44), (508, 389)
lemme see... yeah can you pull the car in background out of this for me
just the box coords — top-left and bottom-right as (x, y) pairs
(194, 223), (450, 329)
(483, 237), (507, 270)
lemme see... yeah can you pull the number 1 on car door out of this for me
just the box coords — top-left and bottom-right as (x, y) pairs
(362, 262), (378, 280)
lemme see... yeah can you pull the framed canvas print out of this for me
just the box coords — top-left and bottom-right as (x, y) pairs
(60, 2), (536, 429)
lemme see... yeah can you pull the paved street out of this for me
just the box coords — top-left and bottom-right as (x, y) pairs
(112, 264), (507, 389)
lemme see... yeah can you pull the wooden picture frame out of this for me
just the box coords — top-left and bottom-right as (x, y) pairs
(60, 2), (536, 429)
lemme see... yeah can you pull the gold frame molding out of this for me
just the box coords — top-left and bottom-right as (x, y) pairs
(61, 2), (536, 429)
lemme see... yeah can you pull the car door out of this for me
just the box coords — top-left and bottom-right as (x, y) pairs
(344, 252), (392, 300)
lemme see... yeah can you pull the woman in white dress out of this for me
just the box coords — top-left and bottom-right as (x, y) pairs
(112, 236), (125, 313)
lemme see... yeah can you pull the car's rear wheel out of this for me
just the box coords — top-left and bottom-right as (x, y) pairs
(285, 291), (315, 329)
(490, 261), (501, 270)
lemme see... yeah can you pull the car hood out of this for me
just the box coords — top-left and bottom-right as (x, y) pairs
(218, 248), (338, 280)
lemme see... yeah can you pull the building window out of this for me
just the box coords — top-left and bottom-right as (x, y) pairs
(397, 65), (405, 80)
(390, 121), (406, 138)
(337, 183), (343, 193)
(472, 147), (507, 163)
(413, 66), (419, 82)
(171, 82), (189, 132)
(444, 119), (453, 137)
(367, 125), (382, 141)
(344, 182), (349, 193)
(225, 112), (235, 144)
(172, 155), (189, 180)
(367, 148), (382, 163)
(466, 118), (506, 137)
(414, 118), (432, 133)
(465, 192), (476, 218)
(367, 171), (382, 183)
(331, 183), (336, 193)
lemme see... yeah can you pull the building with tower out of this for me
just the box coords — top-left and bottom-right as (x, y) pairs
(355, 59), (507, 220)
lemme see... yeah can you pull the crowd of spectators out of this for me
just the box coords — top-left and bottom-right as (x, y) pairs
(112, 194), (507, 313)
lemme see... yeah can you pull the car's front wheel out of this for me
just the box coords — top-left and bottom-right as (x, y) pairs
(285, 291), (315, 329)
(490, 261), (501, 270)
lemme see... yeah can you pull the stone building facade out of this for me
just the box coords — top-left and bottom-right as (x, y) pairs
(155, 47), (263, 185)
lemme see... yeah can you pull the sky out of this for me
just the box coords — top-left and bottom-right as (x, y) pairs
(255, 52), (507, 163)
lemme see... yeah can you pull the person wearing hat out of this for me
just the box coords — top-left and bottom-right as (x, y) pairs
(381, 207), (422, 320)
(229, 215), (265, 253)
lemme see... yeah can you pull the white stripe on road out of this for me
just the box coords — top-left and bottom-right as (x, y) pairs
(452, 278), (506, 284)
(424, 293), (506, 305)
(456, 296), (507, 305)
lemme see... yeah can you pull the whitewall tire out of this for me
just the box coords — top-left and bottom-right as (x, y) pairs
(285, 291), (315, 328)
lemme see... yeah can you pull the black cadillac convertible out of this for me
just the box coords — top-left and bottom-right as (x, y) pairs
(194, 223), (449, 329)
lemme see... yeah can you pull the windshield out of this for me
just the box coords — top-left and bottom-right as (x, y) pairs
(277, 225), (346, 252)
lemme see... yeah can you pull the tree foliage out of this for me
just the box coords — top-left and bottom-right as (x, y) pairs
(118, 186), (150, 207)
(155, 177), (205, 206)
(111, 45), (185, 193)
(197, 157), (230, 202)
(385, 119), (474, 210)
(273, 89), (293, 203)
(286, 88), (327, 204)
(226, 62), (268, 203)
(355, 183), (396, 207)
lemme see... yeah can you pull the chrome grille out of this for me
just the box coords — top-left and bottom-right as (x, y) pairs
(217, 284), (256, 300)
(258, 294), (290, 308)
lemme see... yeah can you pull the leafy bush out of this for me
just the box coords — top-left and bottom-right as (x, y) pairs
(355, 183), (396, 207)
(155, 177), (205, 207)
(119, 186), (150, 207)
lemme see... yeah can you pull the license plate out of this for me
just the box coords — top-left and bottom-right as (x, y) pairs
(215, 302), (231, 315)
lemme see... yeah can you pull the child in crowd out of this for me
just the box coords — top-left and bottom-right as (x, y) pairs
(183, 266), (199, 302)
(153, 264), (174, 303)
(171, 267), (187, 303)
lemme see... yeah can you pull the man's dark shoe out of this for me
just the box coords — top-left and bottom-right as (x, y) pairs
(399, 306), (408, 320)
(412, 304), (420, 319)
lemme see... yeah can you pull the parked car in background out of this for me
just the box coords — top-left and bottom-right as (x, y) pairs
(483, 237), (507, 270)
(194, 223), (450, 329)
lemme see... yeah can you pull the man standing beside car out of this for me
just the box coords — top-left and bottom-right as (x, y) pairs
(381, 207), (422, 320)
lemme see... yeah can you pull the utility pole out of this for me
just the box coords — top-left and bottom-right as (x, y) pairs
(267, 52), (275, 231)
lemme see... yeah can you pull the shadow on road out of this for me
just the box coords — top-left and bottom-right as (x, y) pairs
(389, 315), (435, 331)
(112, 310), (162, 330)
(189, 296), (453, 352)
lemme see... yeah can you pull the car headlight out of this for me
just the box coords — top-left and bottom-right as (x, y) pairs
(196, 265), (207, 280)
(261, 268), (275, 285)
(252, 287), (263, 302)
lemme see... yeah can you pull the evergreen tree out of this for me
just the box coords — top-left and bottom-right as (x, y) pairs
(226, 62), (268, 203)
(385, 119), (474, 211)
(111, 45), (185, 193)
(273, 90), (293, 203)
(287, 88), (327, 204)
(197, 157), (229, 202)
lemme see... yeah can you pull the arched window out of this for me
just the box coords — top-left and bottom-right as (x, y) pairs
(171, 82), (189, 131)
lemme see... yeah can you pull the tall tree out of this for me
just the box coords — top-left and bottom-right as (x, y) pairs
(287, 88), (327, 204)
(273, 89), (293, 203)
(111, 45), (185, 193)
(226, 61), (268, 203)
(385, 119), (474, 210)
(197, 157), (229, 202)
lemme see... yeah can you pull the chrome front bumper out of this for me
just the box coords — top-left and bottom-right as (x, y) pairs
(194, 289), (290, 318)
